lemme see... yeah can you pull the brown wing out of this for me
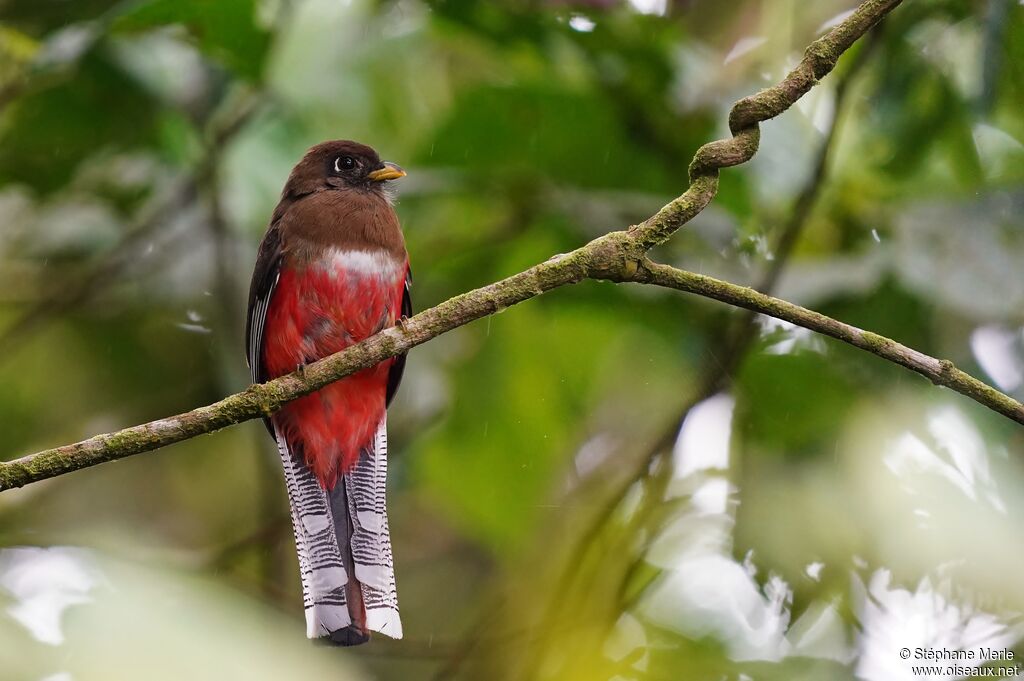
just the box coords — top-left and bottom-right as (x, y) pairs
(385, 267), (412, 408)
(245, 224), (283, 386)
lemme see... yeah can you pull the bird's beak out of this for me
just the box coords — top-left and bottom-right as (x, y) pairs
(368, 162), (406, 182)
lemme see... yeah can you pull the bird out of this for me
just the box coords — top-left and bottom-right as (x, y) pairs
(245, 140), (411, 646)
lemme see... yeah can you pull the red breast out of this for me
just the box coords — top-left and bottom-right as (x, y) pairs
(252, 140), (409, 487)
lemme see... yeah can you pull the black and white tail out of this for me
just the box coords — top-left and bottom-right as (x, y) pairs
(275, 419), (402, 645)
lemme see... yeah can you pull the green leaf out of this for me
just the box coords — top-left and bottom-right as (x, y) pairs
(420, 83), (675, 192)
(0, 49), (161, 192)
(736, 350), (858, 456)
(112, 0), (269, 81)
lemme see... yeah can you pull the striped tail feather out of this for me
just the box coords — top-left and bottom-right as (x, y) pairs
(275, 419), (402, 645)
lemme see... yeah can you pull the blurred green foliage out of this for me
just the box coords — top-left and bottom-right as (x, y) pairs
(2, 0), (1024, 679)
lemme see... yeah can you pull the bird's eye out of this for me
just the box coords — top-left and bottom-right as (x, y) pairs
(334, 156), (357, 173)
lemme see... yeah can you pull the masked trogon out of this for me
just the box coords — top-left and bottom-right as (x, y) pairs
(245, 140), (410, 646)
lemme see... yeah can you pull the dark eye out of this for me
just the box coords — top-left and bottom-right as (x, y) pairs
(334, 156), (356, 172)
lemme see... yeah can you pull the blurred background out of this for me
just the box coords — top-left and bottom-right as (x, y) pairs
(1, 0), (1024, 679)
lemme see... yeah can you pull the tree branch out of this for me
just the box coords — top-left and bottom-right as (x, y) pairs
(629, 260), (1024, 424)
(0, 0), (930, 492)
(629, 0), (903, 249)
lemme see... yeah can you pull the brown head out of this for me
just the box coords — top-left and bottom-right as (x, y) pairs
(273, 140), (408, 258)
(281, 140), (406, 200)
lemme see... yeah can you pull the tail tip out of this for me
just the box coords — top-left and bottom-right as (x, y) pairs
(314, 625), (371, 647)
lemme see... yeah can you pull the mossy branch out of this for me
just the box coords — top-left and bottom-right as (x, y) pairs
(630, 0), (905, 249)
(0, 0), (960, 493)
(630, 261), (1024, 425)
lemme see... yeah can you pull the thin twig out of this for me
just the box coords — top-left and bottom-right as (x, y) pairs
(632, 259), (1024, 424)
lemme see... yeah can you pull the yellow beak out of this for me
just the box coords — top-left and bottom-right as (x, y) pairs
(368, 162), (406, 182)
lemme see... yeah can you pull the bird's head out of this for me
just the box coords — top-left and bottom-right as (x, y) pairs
(283, 140), (406, 198)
